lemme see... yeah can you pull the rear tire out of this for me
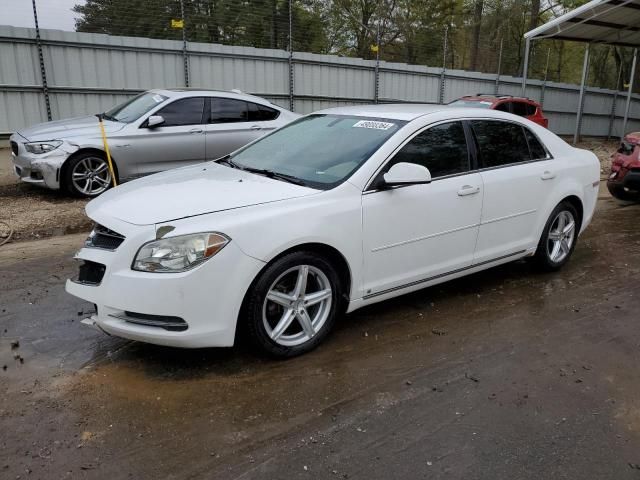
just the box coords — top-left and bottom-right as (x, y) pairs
(244, 251), (342, 358)
(63, 151), (114, 197)
(533, 201), (579, 272)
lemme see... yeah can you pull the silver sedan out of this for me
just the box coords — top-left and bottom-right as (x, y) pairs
(9, 89), (300, 197)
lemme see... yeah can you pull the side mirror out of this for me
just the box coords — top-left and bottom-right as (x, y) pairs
(382, 162), (432, 187)
(146, 115), (165, 128)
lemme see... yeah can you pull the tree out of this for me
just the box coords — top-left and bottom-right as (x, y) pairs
(469, 0), (484, 71)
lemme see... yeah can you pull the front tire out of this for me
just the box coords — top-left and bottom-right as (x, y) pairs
(244, 251), (342, 358)
(533, 201), (579, 271)
(63, 152), (114, 197)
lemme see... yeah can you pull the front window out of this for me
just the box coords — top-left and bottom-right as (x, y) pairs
(230, 114), (406, 189)
(104, 92), (169, 123)
(386, 121), (469, 178)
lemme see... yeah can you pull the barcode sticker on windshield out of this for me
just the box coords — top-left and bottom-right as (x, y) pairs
(152, 94), (165, 103)
(353, 120), (395, 130)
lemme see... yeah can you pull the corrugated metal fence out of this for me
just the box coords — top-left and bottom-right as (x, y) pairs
(2, 24), (640, 138)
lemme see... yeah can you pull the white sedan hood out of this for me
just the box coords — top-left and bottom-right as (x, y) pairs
(87, 162), (319, 225)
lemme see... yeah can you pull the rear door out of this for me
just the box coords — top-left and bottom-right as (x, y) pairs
(362, 121), (484, 297)
(471, 119), (555, 263)
(133, 97), (207, 175)
(204, 98), (279, 159)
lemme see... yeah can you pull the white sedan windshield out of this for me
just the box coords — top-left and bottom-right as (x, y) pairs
(231, 114), (406, 189)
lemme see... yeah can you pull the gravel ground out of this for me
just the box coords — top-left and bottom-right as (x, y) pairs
(0, 138), (621, 243)
(0, 149), (91, 242)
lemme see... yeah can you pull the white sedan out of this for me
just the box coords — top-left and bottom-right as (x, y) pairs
(66, 105), (600, 357)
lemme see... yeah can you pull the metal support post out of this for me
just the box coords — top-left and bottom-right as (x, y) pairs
(607, 63), (623, 141)
(574, 44), (590, 145)
(374, 24), (380, 104)
(32, 0), (51, 121)
(494, 37), (503, 95)
(621, 48), (638, 142)
(288, 0), (294, 111)
(439, 26), (448, 104)
(540, 48), (550, 107)
(521, 38), (531, 97)
(180, 0), (190, 87)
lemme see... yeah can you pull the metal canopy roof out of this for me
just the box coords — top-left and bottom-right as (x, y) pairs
(525, 0), (640, 47)
(522, 0), (640, 143)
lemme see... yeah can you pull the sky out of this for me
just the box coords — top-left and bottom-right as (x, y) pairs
(5, 0), (84, 31)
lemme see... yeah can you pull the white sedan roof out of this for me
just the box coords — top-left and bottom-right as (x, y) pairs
(315, 104), (449, 121)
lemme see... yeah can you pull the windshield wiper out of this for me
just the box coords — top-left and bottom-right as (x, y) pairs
(215, 155), (248, 171)
(239, 165), (307, 186)
(98, 112), (118, 122)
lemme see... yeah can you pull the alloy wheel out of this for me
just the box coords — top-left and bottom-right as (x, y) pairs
(546, 210), (576, 263)
(262, 265), (333, 347)
(71, 156), (111, 196)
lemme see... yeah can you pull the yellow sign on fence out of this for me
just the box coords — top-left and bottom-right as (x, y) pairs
(370, 44), (379, 53)
(171, 19), (184, 29)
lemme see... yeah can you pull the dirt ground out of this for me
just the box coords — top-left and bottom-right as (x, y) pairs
(0, 135), (633, 478)
(0, 138), (621, 244)
(1, 184), (640, 478)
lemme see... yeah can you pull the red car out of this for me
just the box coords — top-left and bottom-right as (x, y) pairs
(607, 132), (640, 200)
(449, 94), (549, 128)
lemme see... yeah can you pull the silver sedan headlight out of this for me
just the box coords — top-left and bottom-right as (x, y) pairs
(24, 140), (63, 154)
(132, 233), (230, 273)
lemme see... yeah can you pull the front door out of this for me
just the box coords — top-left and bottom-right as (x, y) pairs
(133, 97), (207, 175)
(362, 121), (483, 298)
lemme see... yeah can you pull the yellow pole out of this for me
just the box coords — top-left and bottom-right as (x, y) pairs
(98, 116), (118, 187)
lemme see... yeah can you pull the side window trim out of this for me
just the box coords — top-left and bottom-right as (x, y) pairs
(364, 120), (473, 192)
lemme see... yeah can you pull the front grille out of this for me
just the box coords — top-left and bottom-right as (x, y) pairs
(75, 260), (106, 285)
(122, 311), (188, 331)
(85, 224), (125, 250)
(10, 141), (18, 156)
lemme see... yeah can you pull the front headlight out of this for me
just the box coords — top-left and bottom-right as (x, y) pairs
(132, 232), (230, 273)
(25, 140), (63, 154)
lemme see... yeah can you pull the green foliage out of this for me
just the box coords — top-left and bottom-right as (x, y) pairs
(73, 0), (632, 89)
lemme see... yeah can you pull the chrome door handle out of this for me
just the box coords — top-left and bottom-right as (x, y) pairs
(189, 128), (204, 134)
(250, 125), (262, 131)
(457, 185), (480, 196)
(541, 170), (556, 180)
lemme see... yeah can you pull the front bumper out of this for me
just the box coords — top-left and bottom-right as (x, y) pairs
(65, 220), (266, 348)
(10, 134), (72, 190)
(607, 168), (640, 192)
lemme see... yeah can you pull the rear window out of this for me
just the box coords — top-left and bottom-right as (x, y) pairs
(512, 102), (537, 117)
(618, 141), (635, 156)
(471, 120), (532, 168)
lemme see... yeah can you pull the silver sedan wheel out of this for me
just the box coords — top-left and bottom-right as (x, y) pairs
(262, 265), (333, 347)
(72, 157), (111, 196)
(546, 210), (576, 263)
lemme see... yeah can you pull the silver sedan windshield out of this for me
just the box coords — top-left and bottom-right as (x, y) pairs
(105, 92), (168, 123)
(231, 114), (406, 189)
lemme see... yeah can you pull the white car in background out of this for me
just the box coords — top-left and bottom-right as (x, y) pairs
(10, 89), (299, 197)
(66, 105), (600, 358)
